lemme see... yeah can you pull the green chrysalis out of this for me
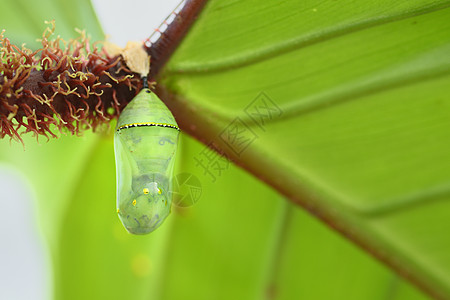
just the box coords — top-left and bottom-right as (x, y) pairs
(114, 88), (179, 235)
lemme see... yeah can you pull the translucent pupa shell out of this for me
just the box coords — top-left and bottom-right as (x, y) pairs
(114, 88), (179, 234)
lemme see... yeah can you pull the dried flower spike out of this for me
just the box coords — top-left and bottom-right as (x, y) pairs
(0, 20), (144, 143)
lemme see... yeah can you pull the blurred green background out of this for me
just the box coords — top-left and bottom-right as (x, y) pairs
(1, 0), (450, 299)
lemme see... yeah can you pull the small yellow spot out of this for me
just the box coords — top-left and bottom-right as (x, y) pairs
(117, 208), (120, 213)
(132, 199), (137, 206)
(158, 188), (162, 195)
(143, 188), (149, 194)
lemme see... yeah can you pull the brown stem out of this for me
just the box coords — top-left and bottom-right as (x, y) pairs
(145, 0), (209, 78)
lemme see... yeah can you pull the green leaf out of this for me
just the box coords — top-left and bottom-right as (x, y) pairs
(0, 0), (103, 47)
(158, 0), (450, 298)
